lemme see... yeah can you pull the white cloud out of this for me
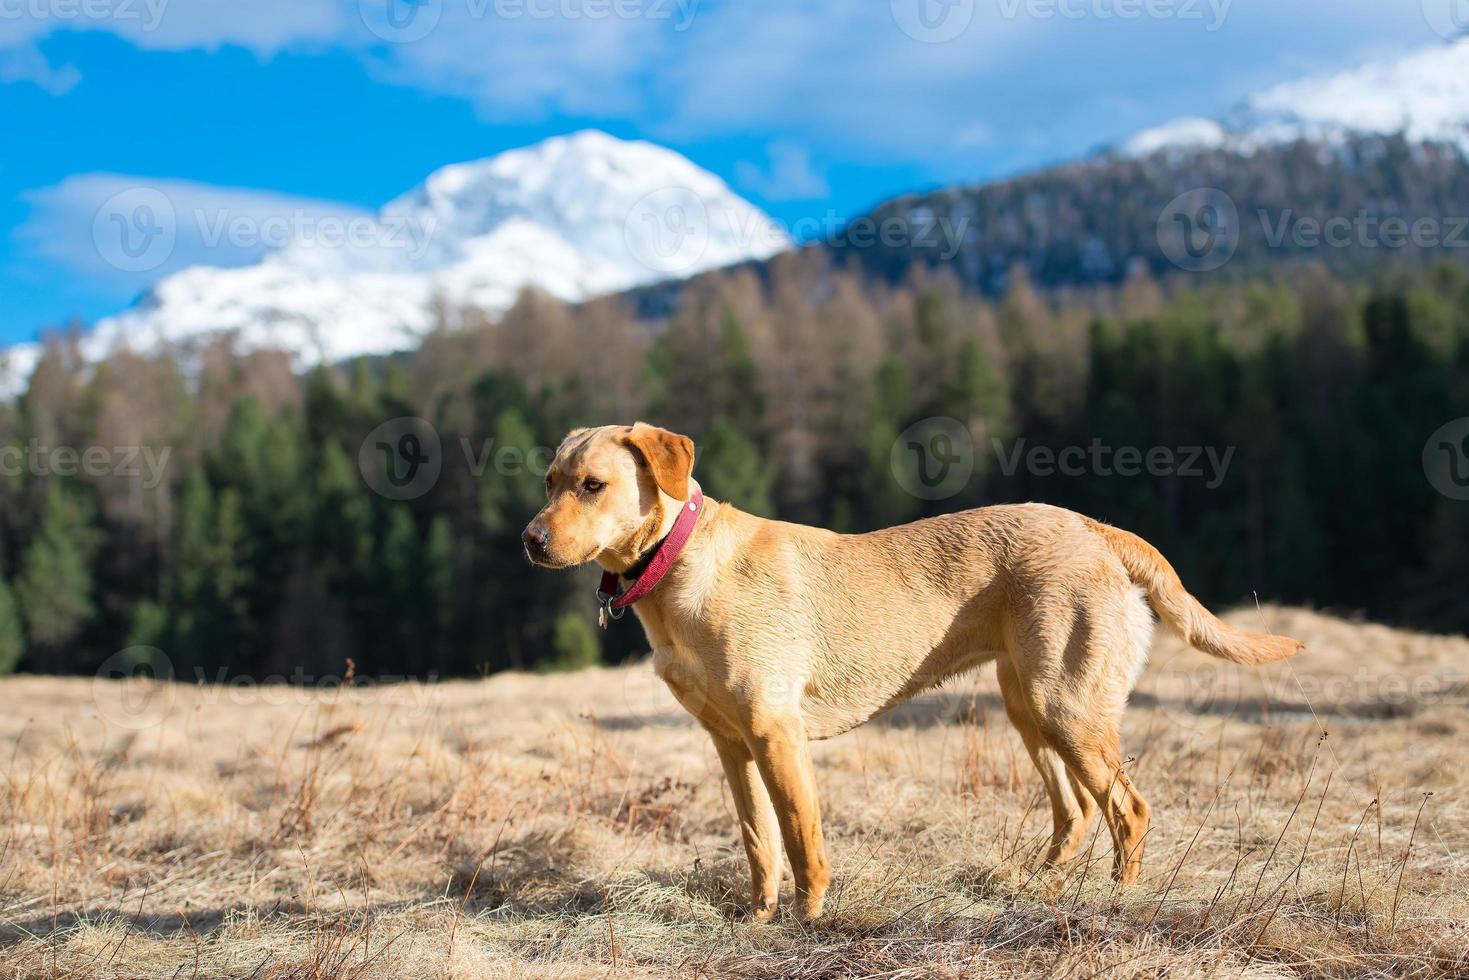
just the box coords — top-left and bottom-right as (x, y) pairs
(359, 4), (674, 121)
(0, 0), (1449, 176)
(734, 143), (829, 202)
(18, 173), (368, 292)
(121, 0), (344, 52)
(0, 0), (343, 89)
(0, 0), (343, 51)
(0, 42), (80, 93)
(954, 122), (994, 149)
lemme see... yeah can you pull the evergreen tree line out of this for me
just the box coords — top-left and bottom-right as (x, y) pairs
(1, 252), (1466, 680)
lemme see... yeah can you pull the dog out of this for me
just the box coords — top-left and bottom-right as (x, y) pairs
(523, 422), (1303, 921)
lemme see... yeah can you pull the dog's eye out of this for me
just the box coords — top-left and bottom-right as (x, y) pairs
(582, 478), (606, 494)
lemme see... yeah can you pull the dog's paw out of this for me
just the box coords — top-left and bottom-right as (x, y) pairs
(745, 902), (778, 924)
(795, 891), (826, 923)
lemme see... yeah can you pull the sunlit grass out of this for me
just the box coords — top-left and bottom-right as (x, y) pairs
(1, 607), (1465, 978)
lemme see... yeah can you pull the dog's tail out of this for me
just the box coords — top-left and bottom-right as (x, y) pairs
(1086, 518), (1303, 665)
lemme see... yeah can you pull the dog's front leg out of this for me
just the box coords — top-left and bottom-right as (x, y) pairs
(711, 733), (782, 921)
(745, 717), (830, 921)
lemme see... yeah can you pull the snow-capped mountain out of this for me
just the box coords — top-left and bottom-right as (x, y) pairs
(1121, 41), (1469, 159)
(1, 131), (789, 396)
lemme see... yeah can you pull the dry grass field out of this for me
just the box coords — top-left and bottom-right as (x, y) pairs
(1, 606), (1467, 978)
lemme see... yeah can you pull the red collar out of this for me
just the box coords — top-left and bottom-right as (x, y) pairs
(597, 489), (704, 625)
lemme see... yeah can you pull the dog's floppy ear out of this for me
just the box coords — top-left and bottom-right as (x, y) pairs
(622, 422), (695, 500)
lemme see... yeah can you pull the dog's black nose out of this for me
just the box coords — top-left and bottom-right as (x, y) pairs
(521, 525), (548, 553)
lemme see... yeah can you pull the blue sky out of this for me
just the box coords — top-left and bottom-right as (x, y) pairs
(0, 0), (1451, 345)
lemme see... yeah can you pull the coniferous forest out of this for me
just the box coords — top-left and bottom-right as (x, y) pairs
(1, 252), (1467, 681)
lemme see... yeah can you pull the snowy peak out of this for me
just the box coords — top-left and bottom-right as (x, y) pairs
(385, 130), (728, 241)
(9, 131), (789, 392)
(385, 129), (786, 289)
(281, 129), (785, 284)
(1119, 116), (1229, 158)
(1121, 41), (1469, 158)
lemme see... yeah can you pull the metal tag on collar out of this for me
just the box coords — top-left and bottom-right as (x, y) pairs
(595, 588), (626, 630)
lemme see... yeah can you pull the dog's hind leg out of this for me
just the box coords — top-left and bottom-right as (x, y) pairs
(1007, 596), (1152, 885)
(996, 658), (1097, 867)
(711, 732), (783, 922)
(1044, 721), (1150, 886)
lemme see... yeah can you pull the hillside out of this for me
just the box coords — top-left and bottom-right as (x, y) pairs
(828, 42), (1469, 293)
(1, 607), (1465, 978)
(831, 135), (1469, 294)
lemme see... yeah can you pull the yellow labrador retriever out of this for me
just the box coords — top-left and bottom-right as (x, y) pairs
(522, 423), (1302, 921)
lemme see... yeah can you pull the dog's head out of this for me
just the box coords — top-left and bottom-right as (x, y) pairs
(522, 422), (695, 571)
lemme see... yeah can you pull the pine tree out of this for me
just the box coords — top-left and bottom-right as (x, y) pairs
(1410, 496), (1469, 633)
(16, 483), (99, 652)
(424, 516), (457, 670)
(150, 472), (253, 668)
(648, 301), (765, 436)
(315, 441), (375, 579)
(125, 599), (168, 654)
(206, 401), (307, 668)
(856, 359), (922, 530)
(543, 611), (601, 673)
(941, 334), (1012, 480)
(213, 488), (248, 617)
(168, 470), (216, 663)
(699, 419), (776, 516)
(475, 404), (558, 671)
(478, 407), (544, 535)
(0, 578), (24, 674)
(378, 505), (425, 666)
